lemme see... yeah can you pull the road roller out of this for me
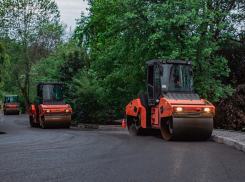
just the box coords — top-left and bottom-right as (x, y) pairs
(126, 59), (215, 141)
(3, 95), (20, 115)
(29, 82), (72, 129)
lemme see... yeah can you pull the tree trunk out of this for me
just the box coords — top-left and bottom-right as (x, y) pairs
(21, 72), (30, 112)
(21, 87), (30, 112)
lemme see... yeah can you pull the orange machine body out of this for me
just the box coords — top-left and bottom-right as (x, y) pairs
(4, 104), (19, 108)
(29, 104), (72, 123)
(126, 97), (215, 130)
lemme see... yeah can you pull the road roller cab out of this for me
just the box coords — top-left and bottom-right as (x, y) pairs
(3, 95), (20, 115)
(126, 60), (215, 141)
(29, 82), (72, 129)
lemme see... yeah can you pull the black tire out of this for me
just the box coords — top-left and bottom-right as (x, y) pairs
(30, 114), (39, 127)
(127, 114), (148, 136)
(41, 122), (45, 129)
(30, 115), (35, 127)
(41, 116), (46, 129)
(160, 117), (173, 141)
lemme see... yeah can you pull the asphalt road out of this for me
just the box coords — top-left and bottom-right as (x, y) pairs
(1, 114), (245, 182)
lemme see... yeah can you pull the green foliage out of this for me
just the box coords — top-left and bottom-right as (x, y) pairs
(0, 0), (244, 125)
(69, 70), (112, 123)
(35, 39), (97, 122)
(74, 0), (241, 120)
(216, 41), (245, 87)
(0, 42), (10, 98)
(1, 0), (65, 111)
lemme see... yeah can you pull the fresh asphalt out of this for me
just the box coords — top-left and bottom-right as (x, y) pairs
(1, 114), (245, 182)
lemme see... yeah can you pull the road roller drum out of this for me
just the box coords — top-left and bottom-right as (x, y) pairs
(41, 113), (71, 129)
(5, 108), (20, 115)
(160, 117), (213, 141)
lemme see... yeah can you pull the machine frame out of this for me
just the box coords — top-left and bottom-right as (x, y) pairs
(3, 95), (20, 115)
(126, 60), (215, 141)
(29, 82), (72, 129)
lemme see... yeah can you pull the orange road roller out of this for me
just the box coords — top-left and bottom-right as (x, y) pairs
(29, 82), (72, 129)
(126, 60), (215, 141)
(3, 95), (20, 115)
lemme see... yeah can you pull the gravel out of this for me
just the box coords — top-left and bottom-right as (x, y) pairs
(213, 129), (245, 144)
(211, 129), (245, 153)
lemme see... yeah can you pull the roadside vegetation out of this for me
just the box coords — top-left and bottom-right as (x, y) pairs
(0, 0), (245, 129)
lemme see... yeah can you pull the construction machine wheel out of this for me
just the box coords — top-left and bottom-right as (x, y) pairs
(30, 115), (39, 127)
(41, 116), (46, 129)
(160, 117), (173, 141)
(41, 122), (45, 129)
(160, 117), (213, 141)
(127, 114), (148, 136)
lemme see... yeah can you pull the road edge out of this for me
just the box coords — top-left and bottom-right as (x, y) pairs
(75, 123), (127, 131)
(73, 123), (245, 153)
(210, 135), (245, 153)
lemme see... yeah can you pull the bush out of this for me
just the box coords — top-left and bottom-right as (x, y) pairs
(65, 70), (115, 124)
(215, 85), (245, 131)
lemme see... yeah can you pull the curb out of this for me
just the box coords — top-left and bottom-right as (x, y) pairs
(210, 135), (245, 153)
(75, 123), (127, 131)
(99, 125), (127, 131)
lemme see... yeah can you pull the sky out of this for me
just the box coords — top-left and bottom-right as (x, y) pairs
(54, 0), (89, 31)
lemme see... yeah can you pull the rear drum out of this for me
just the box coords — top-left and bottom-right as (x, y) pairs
(127, 114), (149, 136)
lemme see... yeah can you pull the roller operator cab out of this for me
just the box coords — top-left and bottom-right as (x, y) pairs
(3, 95), (20, 115)
(29, 82), (72, 129)
(126, 60), (215, 141)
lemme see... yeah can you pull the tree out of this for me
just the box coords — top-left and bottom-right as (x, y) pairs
(0, 0), (65, 111)
(216, 41), (245, 87)
(0, 42), (10, 98)
(75, 0), (245, 119)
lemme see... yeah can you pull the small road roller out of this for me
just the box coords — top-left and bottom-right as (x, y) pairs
(29, 82), (72, 129)
(126, 60), (215, 141)
(3, 95), (20, 115)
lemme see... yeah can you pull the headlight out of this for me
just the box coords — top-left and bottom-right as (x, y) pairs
(65, 110), (69, 113)
(177, 107), (182, 111)
(174, 107), (182, 112)
(204, 108), (210, 112)
(46, 110), (51, 113)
